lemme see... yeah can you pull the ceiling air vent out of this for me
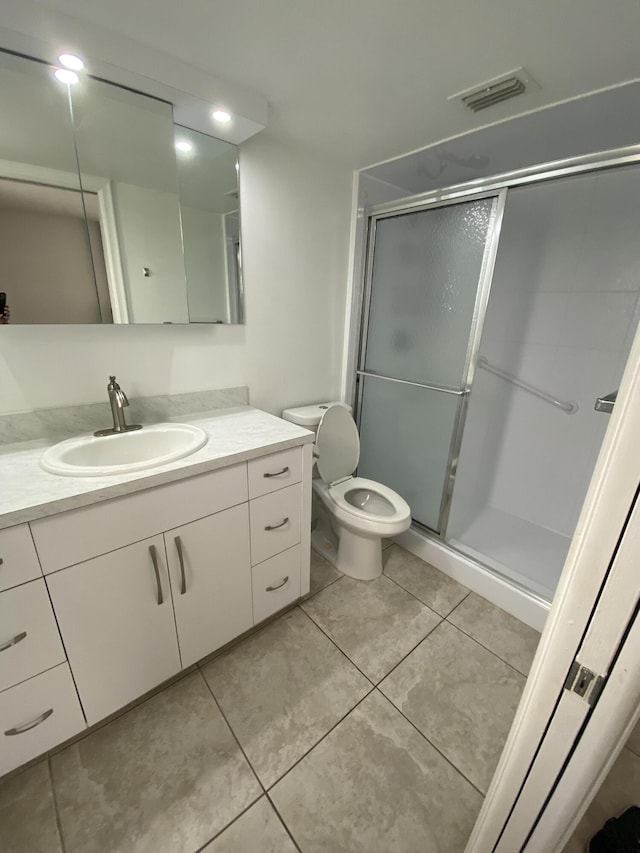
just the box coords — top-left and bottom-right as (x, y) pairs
(450, 68), (537, 113)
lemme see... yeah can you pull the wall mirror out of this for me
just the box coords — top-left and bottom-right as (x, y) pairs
(0, 49), (243, 325)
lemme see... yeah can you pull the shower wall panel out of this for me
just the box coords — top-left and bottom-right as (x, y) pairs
(451, 168), (640, 547)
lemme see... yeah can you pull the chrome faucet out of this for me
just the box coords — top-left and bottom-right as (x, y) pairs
(94, 376), (143, 436)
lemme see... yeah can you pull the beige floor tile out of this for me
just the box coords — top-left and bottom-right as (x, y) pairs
(384, 545), (470, 616)
(202, 607), (371, 787)
(380, 620), (525, 793)
(51, 671), (261, 853)
(301, 574), (441, 682)
(565, 747), (640, 852)
(448, 593), (541, 676)
(309, 548), (342, 595)
(203, 797), (297, 852)
(271, 690), (482, 853)
(0, 762), (61, 853)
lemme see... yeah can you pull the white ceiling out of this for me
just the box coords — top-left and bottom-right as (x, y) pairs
(10, 0), (640, 170)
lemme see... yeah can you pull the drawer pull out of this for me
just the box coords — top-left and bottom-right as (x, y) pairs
(5, 708), (54, 736)
(263, 466), (290, 479)
(265, 517), (289, 531)
(0, 557), (3, 565)
(266, 576), (289, 592)
(148, 545), (164, 606)
(175, 536), (187, 595)
(0, 631), (27, 653)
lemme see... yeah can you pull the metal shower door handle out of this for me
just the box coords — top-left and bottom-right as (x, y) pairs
(595, 390), (618, 414)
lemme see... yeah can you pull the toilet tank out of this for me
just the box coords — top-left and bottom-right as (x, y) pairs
(282, 402), (351, 435)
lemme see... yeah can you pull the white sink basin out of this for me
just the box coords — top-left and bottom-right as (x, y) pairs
(41, 423), (208, 476)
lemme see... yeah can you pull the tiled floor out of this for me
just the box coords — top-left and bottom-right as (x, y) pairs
(0, 545), (540, 853)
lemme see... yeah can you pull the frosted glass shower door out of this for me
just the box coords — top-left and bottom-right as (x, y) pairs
(357, 195), (501, 532)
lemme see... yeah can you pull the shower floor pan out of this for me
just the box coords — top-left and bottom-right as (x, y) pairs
(449, 505), (571, 602)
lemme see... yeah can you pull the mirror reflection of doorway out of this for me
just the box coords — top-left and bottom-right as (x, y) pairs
(0, 178), (111, 323)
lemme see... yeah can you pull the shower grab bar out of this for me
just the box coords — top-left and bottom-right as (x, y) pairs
(355, 370), (468, 396)
(478, 357), (578, 414)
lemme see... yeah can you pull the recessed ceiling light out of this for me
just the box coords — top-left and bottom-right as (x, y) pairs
(58, 53), (84, 71)
(54, 68), (79, 85)
(175, 139), (194, 153)
(212, 109), (232, 123)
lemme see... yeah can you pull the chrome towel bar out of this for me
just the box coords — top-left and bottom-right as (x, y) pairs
(478, 356), (578, 414)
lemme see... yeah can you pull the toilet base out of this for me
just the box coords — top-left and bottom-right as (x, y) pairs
(335, 525), (383, 581)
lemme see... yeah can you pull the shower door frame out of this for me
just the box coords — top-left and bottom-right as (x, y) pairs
(354, 188), (507, 536)
(352, 142), (640, 548)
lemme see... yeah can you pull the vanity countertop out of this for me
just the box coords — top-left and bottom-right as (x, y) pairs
(0, 406), (314, 530)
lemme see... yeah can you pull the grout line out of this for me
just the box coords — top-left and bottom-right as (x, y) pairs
(191, 795), (264, 853)
(265, 687), (376, 793)
(296, 605), (375, 686)
(443, 616), (532, 679)
(373, 687), (486, 799)
(382, 566), (471, 619)
(302, 570), (345, 601)
(197, 669), (266, 795)
(372, 617), (444, 687)
(265, 792), (303, 853)
(47, 757), (67, 853)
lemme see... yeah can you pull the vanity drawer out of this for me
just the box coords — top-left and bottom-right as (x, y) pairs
(252, 545), (301, 624)
(0, 663), (86, 777)
(0, 524), (42, 592)
(0, 580), (66, 693)
(31, 463), (248, 573)
(248, 447), (302, 499)
(250, 484), (301, 566)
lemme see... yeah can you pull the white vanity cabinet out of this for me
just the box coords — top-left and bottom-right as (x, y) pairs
(0, 527), (85, 776)
(46, 535), (182, 726)
(165, 503), (253, 668)
(30, 444), (310, 729)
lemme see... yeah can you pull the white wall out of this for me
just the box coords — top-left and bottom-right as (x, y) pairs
(450, 167), (640, 539)
(0, 134), (353, 417)
(112, 182), (189, 324)
(180, 205), (228, 323)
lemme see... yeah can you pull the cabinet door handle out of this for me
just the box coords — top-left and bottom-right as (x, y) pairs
(266, 576), (289, 592)
(174, 536), (186, 595)
(148, 545), (164, 605)
(5, 708), (54, 736)
(265, 517), (289, 531)
(0, 631), (27, 653)
(263, 466), (289, 478)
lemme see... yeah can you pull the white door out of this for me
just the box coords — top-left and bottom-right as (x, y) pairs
(46, 535), (181, 725)
(467, 310), (640, 851)
(165, 503), (253, 668)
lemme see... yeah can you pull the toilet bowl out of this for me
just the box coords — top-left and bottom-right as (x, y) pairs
(282, 403), (411, 580)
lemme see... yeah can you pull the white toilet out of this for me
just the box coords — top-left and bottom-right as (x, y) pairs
(282, 402), (411, 580)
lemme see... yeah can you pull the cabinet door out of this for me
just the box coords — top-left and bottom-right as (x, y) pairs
(46, 536), (181, 725)
(166, 504), (252, 668)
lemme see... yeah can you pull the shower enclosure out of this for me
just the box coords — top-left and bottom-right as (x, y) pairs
(355, 157), (640, 605)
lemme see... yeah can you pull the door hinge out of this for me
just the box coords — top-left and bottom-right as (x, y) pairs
(564, 661), (606, 707)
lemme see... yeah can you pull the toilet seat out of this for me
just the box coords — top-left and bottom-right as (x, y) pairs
(313, 477), (411, 536)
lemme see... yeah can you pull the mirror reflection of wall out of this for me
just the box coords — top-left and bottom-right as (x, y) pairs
(70, 79), (188, 324)
(175, 127), (242, 324)
(0, 49), (244, 326)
